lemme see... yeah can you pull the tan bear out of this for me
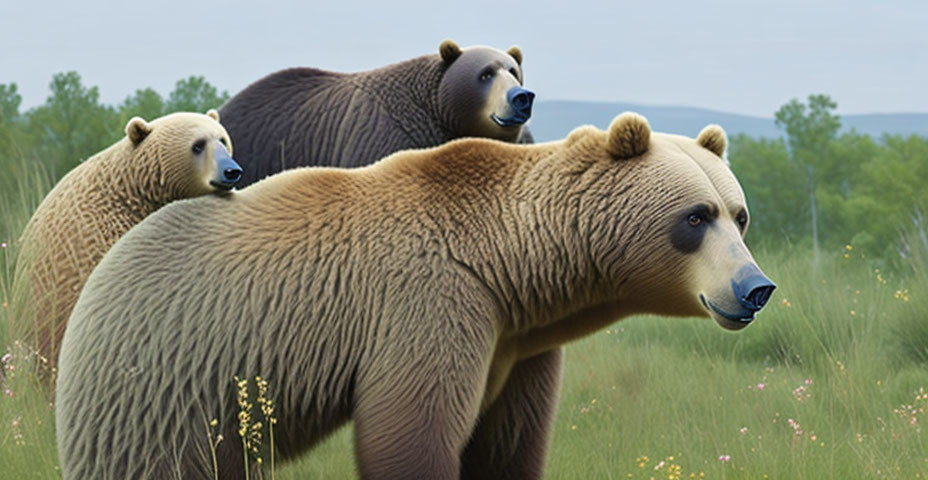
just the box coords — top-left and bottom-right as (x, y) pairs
(13, 110), (241, 371)
(56, 112), (775, 480)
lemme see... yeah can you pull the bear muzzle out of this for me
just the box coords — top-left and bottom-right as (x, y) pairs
(733, 266), (776, 313)
(209, 142), (243, 191)
(701, 263), (776, 330)
(491, 86), (535, 127)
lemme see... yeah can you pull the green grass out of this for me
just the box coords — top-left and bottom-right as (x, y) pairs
(2, 148), (928, 478)
(1, 146), (59, 479)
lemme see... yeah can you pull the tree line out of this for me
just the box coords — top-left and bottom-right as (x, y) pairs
(1, 74), (926, 265)
(731, 94), (928, 264)
(0, 72), (229, 179)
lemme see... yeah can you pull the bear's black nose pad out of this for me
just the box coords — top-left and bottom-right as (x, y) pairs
(508, 86), (535, 115)
(211, 150), (243, 190)
(746, 284), (775, 311)
(731, 263), (776, 313)
(224, 167), (243, 183)
(733, 271), (776, 312)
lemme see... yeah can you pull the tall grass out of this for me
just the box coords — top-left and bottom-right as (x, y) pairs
(544, 243), (928, 479)
(1, 144), (58, 478)
(2, 144), (927, 478)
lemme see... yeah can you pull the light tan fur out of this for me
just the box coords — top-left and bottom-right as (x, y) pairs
(507, 46), (523, 65)
(696, 123), (728, 158)
(13, 112), (234, 372)
(606, 112), (651, 159)
(56, 112), (772, 479)
(125, 117), (153, 144)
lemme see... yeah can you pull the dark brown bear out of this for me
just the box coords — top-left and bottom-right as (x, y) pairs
(219, 40), (534, 185)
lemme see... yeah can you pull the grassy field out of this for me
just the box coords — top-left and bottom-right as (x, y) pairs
(2, 157), (927, 478)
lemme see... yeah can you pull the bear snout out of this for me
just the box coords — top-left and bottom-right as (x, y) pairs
(508, 86), (535, 118)
(733, 274), (776, 312)
(491, 86), (535, 127)
(210, 146), (243, 191)
(223, 166), (243, 184)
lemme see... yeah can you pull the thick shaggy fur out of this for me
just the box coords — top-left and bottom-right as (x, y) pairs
(219, 40), (531, 185)
(13, 112), (233, 370)
(57, 113), (770, 479)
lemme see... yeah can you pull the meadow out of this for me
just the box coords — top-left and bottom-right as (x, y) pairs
(2, 148), (927, 479)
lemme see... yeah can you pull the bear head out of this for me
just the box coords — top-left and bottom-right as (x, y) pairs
(437, 40), (533, 143)
(125, 110), (243, 197)
(564, 112), (775, 330)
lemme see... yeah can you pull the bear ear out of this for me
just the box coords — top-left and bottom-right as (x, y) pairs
(507, 46), (523, 66)
(696, 124), (727, 157)
(206, 109), (220, 122)
(606, 112), (651, 160)
(439, 39), (462, 63)
(125, 117), (153, 146)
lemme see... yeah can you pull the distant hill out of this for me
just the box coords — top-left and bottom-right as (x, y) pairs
(528, 100), (928, 142)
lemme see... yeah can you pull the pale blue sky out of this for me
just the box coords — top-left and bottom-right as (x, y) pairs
(1, 0), (925, 117)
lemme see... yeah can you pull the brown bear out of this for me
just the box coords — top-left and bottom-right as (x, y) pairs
(13, 110), (241, 371)
(56, 112), (775, 480)
(218, 39), (534, 186)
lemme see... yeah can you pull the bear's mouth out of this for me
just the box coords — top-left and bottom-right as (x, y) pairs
(491, 112), (529, 127)
(210, 180), (236, 191)
(699, 294), (755, 324)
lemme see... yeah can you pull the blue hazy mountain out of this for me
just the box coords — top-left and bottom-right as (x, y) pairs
(529, 100), (928, 142)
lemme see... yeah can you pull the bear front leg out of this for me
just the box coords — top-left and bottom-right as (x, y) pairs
(460, 348), (564, 480)
(352, 319), (494, 480)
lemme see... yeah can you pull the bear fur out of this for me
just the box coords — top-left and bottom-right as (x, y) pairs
(56, 112), (774, 480)
(219, 39), (533, 186)
(13, 111), (238, 371)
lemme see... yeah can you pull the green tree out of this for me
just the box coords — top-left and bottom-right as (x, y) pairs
(729, 134), (806, 248)
(849, 134), (928, 257)
(26, 71), (119, 177)
(0, 83), (26, 166)
(774, 94), (842, 264)
(0, 83), (22, 123)
(822, 131), (881, 251)
(118, 87), (165, 125)
(164, 76), (229, 113)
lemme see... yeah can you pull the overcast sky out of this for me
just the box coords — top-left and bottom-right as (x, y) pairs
(2, 0), (925, 117)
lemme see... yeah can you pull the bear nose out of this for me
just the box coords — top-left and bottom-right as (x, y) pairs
(507, 86), (535, 115)
(746, 284), (776, 311)
(732, 265), (776, 312)
(223, 166), (243, 183)
(210, 149), (243, 190)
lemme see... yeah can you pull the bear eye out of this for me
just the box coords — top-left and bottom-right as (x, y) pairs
(218, 137), (227, 147)
(509, 68), (519, 80)
(736, 210), (748, 231)
(479, 68), (494, 82)
(192, 139), (207, 155)
(672, 206), (713, 254)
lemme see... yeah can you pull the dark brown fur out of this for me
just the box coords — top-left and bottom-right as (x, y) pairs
(219, 43), (531, 186)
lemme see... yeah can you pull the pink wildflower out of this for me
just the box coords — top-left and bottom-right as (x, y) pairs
(718, 455), (731, 463)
